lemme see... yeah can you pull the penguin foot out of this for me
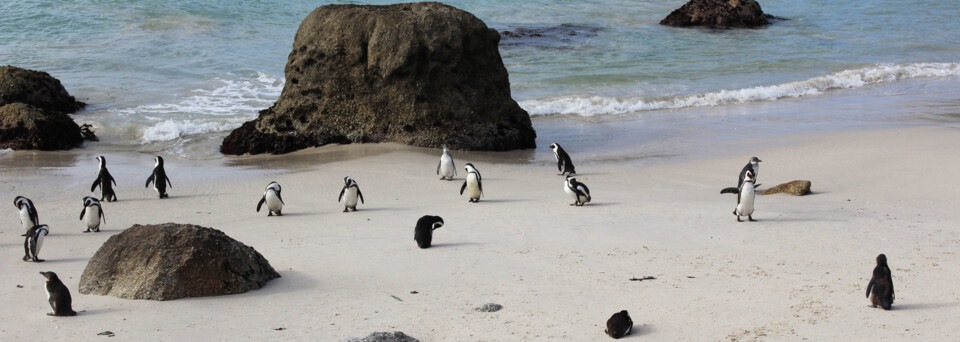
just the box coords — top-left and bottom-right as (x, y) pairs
(737, 216), (742, 222)
(268, 212), (273, 216)
(748, 216), (756, 222)
(46, 312), (55, 316)
(34, 258), (45, 262)
(351, 208), (358, 211)
(343, 208), (349, 213)
(83, 230), (91, 233)
(22, 255), (30, 261)
(276, 212), (283, 216)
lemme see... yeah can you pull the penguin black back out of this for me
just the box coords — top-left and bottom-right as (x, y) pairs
(605, 310), (633, 339)
(414, 215), (444, 249)
(145, 156), (172, 198)
(550, 143), (576, 175)
(40, 271), (76, 316)
(91, 156), (118, 202)
(866, 253), (895, 310)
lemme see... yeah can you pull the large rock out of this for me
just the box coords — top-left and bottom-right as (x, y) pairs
(761, 180), (811, 196)
(221, 2), (536, 155)
(79, 223), (280, 301)
(0, 65), (85, 113)
(660, 0), (772, 29)
(0, 102), (83, 150)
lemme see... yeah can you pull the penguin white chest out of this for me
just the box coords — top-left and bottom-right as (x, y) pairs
(342, 187), (359, 207)
(84, 206), (100, 228)
(564, 182), (577, 199)
(466, 174), (481, 199)
(19, 207), (34, 230)
(737, 184), (756, 216)
(32, 229), (46, 256)
(265, 191), (283, 211)
(440, 155), (455, 178)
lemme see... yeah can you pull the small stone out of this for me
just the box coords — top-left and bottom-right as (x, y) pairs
(476, 303), (503, 312)
(97, 331), (115, 337)
(346, 331), (419, 342)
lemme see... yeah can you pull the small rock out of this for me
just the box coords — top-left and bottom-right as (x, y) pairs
(346, 331), (419, 342)
(761, 180), (812, 196)
(97, 331), (115, 337)
(475, 303), (503, 312)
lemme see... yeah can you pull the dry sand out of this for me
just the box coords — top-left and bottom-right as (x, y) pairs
(2, 126), (959, 341)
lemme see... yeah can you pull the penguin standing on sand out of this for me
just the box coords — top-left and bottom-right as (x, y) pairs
(91, 156), (117, 202)
(79, 196), (104, 233)
(257, 181), (284, 216)
(721, 157), (761, 194)
(145, 156), (172, 199)
(337, 176), (365, 212)
(39, 271), (76, 316)
(549, 143), (576, 175)
(605, 310), (633, 339)
(437, 144), (457, 180)
(23, 224), (49, 262)
(866, 253), (895, 310)
(564, 176), (591, 206)
(414, 215), (444, 249)
(460, 163), (483, 203)
(13, 196), (39, 232)
(732, 169), (757, 222)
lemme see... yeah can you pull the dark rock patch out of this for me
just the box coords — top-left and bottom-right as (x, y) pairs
(498, 24), (600, 47)
(346, 331), (419, 342)
(0, 65), (85, 113)
(0, 102), (83, 150)
(475, 303), (503, 312)
(660, 0), (774, 29)
(761, 180), (812, 196)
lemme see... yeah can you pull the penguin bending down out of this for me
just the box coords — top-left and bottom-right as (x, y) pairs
(460, 163), (483, 203)
(549, 143), (576, 176)
(437, 144), (457, 180)
(79, 196), (105, 233)
(23, 224), (49, 262)
(721, 156), (761, 194)
(90, 156), (118, 202)
(256, 181), (284, 216)
(13, 196), (39, 233)
(564, 176), (591, 206)
(733, 170), (756, 222)
(866, 253), (895, 310)
(338, 176), (365, 212)
(414, 215), (444, 249)
(145, 156), (172, 198)
(39, 271), (77, 316)
(605, 310), (633, 339)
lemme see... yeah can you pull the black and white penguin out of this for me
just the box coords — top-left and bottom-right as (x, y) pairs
(23, 224), (49, 262)
(90, 156), (118, 202)
(605, 310), (633, 339)
(79, 196), (105, 233)
(145, 156), (172, 199)
(866, 253), (895, 310)
(256, 181), (284, 216)
(733, 169), (756, 222)
(337, 176), (365, 212)
(437, 144), (457, 180)
(460, 163), (483, 203)
(549, 143), (576, 176)
(564, 176), (591, 206)
(39, 271), (77, 317)
(721, 156), (761, 194)
(414, 215), (444, 249)
(13, 195), (39, 233)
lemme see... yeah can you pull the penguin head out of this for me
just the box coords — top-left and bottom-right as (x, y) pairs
(343, 176), (356, 187)
(266, 181), (281, 192)
(549, 143), (559, 151)
(876, 254), (887, 266)
(464, 163), (477, 173)
(744, 170), (755, 182)
(82, 196), (99, 207)
(14, 195), (27, 208)
(750, 156), (762, 164)
(155, 156), (164, 167)
(39, 271), (59, 282)
(565, 175), (576, 183)
(97, 155), (106, 165)
(432, 216), (445, 230)
(442, 143), (450, 150)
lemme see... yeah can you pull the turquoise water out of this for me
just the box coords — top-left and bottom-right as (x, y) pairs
(2, 0), (959, 158)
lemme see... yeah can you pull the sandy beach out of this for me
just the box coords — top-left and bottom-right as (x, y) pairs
(1, 125), (958, 340)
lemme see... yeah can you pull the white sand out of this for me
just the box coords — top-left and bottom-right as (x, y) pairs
(2, 126), (959, 340)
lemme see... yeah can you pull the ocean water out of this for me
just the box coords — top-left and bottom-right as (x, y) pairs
(2, 0), (959, 159)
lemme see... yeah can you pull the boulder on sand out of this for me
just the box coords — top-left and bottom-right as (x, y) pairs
(761, 180), (812, 196)
(220, 2), (536, 155)
(660, 0), (773, 29)
(0, 65), (86, 150)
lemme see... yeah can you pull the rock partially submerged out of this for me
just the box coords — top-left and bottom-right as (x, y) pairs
(221, 2), (536, 155)
(0, 65), (86, 112)
(660, 0), (774, 29)
(0, 65), (86, 150)
(761, 180), (812, 196)
(346, 331), (420, 342)
(79, 223), (280, 301)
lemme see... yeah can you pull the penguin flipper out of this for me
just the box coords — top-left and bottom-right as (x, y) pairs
(338, 187), (346, 202)
(276, 191), (284, 205)
(557, 158), (563, 172)
(478, 180), (483, 197)
(79, 208), (85, 220)
(91, 178), (101, 192)
(866, 279), (874, 298)
(165, 175), (172, 188)
(436, 161), (440, 175)
(257, 196), (266, 212)
(145, 174), (155, 188)
(100, 209), (106, 224)
(357, 188), (364, 204)
(460, 181), (467, 195)
(720, 187), (739, 194)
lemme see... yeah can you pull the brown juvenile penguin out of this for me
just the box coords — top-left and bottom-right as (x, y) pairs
(865, 253), (895, 310)
(40, 271), (77, 316)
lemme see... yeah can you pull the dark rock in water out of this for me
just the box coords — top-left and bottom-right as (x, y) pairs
(346, 331), (419, 342)
(475, 303), (503, 312)
(0, 102), (83, 150)
(761, 180), (811, 196)
(221, 2), (536, 155)
(0, 65), (85, 113)
(660, 0), (773, 29)
(79, 223), (280, 301)
(498, 24), (600, 47)
(80, 123), (99, 141)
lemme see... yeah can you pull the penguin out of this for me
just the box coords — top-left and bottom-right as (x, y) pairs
(721, 156), (761, 194)
(23, 224), (49, 262)
(39, 271), (77, 317)
(605, 310), (633, 339)
(90, 156), (118, 202)
(437, 144), (457, 180)
(459, 163), (483, 203)
(549, 143), (576, 176)
(79, 196), (105, 233)
(145, 156), (172, 199)
(733, 169), (756, 222)
(866, 253), (895, 310)
(564, 176), (591, 206)
(13, 195), (39, 233)
(337, 176), (365, 212)
(414, 215), (444, 249)
(256, 181), (284, 216)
